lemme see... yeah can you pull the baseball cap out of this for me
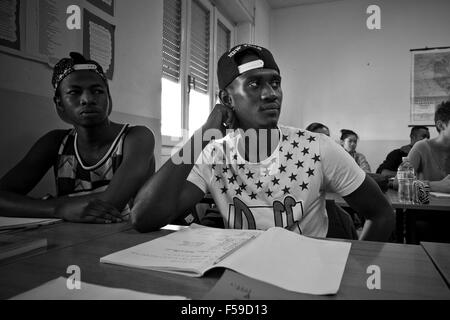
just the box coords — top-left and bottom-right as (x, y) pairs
(217, 44), (280, 90)
(52, 52), (108, 90)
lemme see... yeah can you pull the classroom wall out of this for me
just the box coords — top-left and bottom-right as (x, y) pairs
(233, 0), (271, 48)
(254, 0), (271, 48)
(0, 0), (163, 196)
(270, 0), (450, 171)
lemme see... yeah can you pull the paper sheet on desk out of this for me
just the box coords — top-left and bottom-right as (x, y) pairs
(217, 228), (352, 295)
(10, 277), (188, 300)
(205, 270), (317, 300)
(0, 217), (61, 231)
(430, 192), (450, 198)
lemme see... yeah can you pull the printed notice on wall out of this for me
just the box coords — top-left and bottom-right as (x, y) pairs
(411, 48), (450, 125)
(0, 0), (20, 50)
(86, 0), (114, 16)
(37, 0), (82, 65)
(83, 9), (114, 79)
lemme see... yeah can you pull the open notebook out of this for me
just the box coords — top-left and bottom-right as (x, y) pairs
(100, 225), (351, 295)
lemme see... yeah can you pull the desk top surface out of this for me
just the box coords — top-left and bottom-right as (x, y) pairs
(329, 189), (450, 211)
(0, 223), (449, 300)
(421, 241), (450, 288)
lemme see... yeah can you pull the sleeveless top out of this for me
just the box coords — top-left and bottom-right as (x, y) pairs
(54, 124), (130, 197)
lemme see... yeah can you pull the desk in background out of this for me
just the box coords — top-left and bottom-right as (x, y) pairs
(0, 222), (449, 300)
(328, 189), (450, 244)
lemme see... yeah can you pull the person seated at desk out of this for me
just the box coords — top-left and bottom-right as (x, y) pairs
(131, 44), (394, 241)
(409, 101), (450, 192)
(408, 101), (450, 243)
(0, 52), (155, 224)
(306, 122), (330, 136)
(376, 126), (430, 178)
(340, 129), (371, 173)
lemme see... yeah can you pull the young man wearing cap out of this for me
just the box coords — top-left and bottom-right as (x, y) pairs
(132, 44), (394, 241)
(0, 52), (155, 223)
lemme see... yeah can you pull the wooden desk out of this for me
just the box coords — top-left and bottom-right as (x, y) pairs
(0, 223), (449, 300)
(421, 242), (450, 288)
(328, 189), (450, 244)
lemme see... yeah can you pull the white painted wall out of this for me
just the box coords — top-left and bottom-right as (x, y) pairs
(254, 0), (271, 48)
(270, 0), (450, 171)
(113, 0), (163, 120)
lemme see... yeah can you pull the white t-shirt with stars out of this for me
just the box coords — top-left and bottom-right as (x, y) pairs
(187, 125), (365, 237)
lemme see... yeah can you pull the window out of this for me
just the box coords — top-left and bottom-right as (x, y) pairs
(161, 0), (235, 143)
(162, 0), (183, 138)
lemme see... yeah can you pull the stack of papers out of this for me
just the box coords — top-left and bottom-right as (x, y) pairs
(0, 217), (61, 232)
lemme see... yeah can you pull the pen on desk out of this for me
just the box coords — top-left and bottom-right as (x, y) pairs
(212, 234), (258, 265)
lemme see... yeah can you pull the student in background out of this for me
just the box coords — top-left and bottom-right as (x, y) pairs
(132, 44), (394, 242)
(306, 122), (330, 136)
(376, 126), (430, 178)
(340, 129), (371, 173)
(407, 101), (450, 242)
(0, 52), (155, 223)
(409, 101), (450, 192)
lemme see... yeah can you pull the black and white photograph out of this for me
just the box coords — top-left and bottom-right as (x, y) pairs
(0, 0), (449, 311)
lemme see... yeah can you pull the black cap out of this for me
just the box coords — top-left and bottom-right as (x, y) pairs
(52, 52), (107, 90)
(217, 44), (280, 90)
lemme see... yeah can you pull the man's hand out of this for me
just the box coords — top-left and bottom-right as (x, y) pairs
(203, 104), (238, 135)
(55, 198), (124, 224)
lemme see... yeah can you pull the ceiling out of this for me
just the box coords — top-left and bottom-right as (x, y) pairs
(266, 0), (344, 9)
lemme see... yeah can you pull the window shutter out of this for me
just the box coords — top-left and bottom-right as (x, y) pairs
(216, 20), (231, 62)
(189, 0), (210, 94)
(162, 0), (182, 83)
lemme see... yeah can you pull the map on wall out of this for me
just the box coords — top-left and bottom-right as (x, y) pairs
(411, 47), (450, 125)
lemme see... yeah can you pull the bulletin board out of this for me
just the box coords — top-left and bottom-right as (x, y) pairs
(410, 47), (450, 126)
(0, 0), (21, 50)
(86, 0), (114, 16)
(0, 0), (115, 78)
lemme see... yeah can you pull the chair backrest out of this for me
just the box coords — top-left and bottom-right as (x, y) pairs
(326, 200), (358, 240)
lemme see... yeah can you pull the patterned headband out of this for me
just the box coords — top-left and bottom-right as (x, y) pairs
(52, 52), (107, 90)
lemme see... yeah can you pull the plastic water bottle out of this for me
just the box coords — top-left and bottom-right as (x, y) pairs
(397, 157), (415, 204)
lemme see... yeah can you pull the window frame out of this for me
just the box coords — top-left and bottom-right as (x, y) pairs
(161, 0), (235, 147)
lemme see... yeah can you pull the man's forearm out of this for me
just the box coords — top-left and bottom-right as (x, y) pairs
(131, 129), (208, 232)
(0, 190), (59, 218)
(0, 190), (109, 219)
(429, 180), (450, 193)
(380, 169), (396, 178)
(358, 207), (395, 241)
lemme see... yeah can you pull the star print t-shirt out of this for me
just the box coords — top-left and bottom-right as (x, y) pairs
(187, 125), (365, 237)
